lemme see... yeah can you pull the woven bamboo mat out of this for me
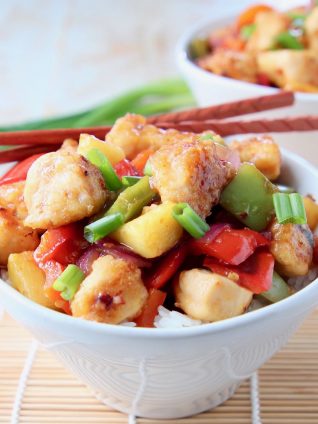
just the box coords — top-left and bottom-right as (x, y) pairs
(1, 309), (318, 424)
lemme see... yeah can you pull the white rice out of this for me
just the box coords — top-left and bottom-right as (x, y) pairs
(154, 306), (203, 328)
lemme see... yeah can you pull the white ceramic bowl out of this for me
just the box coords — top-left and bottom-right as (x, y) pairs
(1, 149), (318, 419)
(176, 9), (318, 116)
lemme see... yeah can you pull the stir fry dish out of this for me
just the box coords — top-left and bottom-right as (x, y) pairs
(1, 114), (318, 328)
(191, 3), (318, 93)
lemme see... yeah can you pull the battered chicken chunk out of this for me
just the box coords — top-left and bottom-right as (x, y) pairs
(71, 255), (148, 324)
(0, 182), (39, 265)
(246, 11), (288, 52)
(106, 113), (222, 160)
(24, 150), (108, 229)
(305, 7), (318, 53)
(257, 50), (318, 90)
(149, 137), (236, 218)
(198, 49), (258, 83)
(229, 135), (281, 180)
(270, 220), (313, 277)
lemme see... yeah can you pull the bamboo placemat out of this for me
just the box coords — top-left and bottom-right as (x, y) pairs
(1, 309), (318, 424)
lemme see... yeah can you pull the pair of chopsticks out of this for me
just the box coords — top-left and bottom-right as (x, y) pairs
(1, 91), (317, 164)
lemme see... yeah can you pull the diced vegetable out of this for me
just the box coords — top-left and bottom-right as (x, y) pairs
(204, 250), (275, 294)
(236, 4), (273, 28)
(53, 264), (85, 301)
(146, 244), (188, 289)
(313, 236), (318, 265)
(106, 176), (156, 222)
(174, 269), (253, 322)
(134, 288), (167, 327)
(8, 251), (57, 309)
(273, 193), (307, 225)
(303, 196), (318, 231)
(78, 133), (125, 165)
(189, 38), (209, 59)
(86, 148), (123, 191)
(277, 184), (295, 194)
(131, 148), (153, 174)
(276, 32), (304, 50)
(259, 271), (290, 303)
(111, 202), (183, 258)
(172, 203), (209, 239)
(191, 225), (269, 265)
(114, 159), (140, 177)
(84, 213), (124, 243)
(34, 223), (87, 266)
(220, 163), (277, 231)
(0, 154), (43, 186)
(143, 160), (152, 176)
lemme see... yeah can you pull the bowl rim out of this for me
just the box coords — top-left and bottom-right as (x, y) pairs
(176, 9), (318, 102)
(1, 148), (318, 339)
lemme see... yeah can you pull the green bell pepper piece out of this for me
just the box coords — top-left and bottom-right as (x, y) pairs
(259, 271), (291, 303)
(105, 176), (156, 222)
(220, 163), (278, 231)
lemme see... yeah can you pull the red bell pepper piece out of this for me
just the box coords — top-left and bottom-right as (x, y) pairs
(134, 288), (166, 327)
(145, 244), (188, 289)
(34, 223), (88, 266)
(204, 250), (274, 294)
(131, 149), (153, 175)
(191, 225), (269, 266)
(0, 153), (43, 186)
(114, 159), (140, 178)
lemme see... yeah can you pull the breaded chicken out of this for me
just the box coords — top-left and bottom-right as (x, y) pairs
(305, 7), (318, 53)
(198, 49), (258, 83)
(106, 113), (222, 160)
(270, 220), (313, 277)
(71, 255), (148, 324)
(149, 137), (236, 218)
(24, 150), (108, 229)
(257, 50), (318, 90)
(246, 11), (288, 52)
(229, 135), (281, 180)
(0, 182), (39, 265)
(60, 138), (78, 153)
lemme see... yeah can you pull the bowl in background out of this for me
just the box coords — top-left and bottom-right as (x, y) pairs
(1, 148), (318, 419)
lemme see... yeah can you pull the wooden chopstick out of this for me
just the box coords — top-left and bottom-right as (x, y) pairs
(158, 115), (318, 136)
(147, 91), (294, 124)
(0, 144), (61, 164)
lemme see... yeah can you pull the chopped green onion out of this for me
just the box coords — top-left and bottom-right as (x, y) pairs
(273, 192), (307, 225)
(172, 203), (209, 239)
(276, 31), (304, 50)
(86, 148), (123, 191)
(240, 24), (256, 40)
(84, 212), (124, 243)
(53, 265), (85, 301)
(277, 184), (296, 194)
(260, 271), (290, 303)
(143, 160), (152, 176)
(121, 176), (142, 187)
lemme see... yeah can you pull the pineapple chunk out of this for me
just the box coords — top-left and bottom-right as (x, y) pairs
(303, 196), (318, 231)
(175, 269), (253, 322)
(8, 251), (57, 309)
(78, 134), (125, 165)
(111, 202), (183, 258)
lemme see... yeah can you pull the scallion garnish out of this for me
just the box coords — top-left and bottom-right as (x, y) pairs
(86, 148), (123, 191)
(143, 160), (152, 176)
(273, 192), (307, 225)
(172, 203), (209, 239)
(53, 265), (85, 301)
(84, 212), (124, 243)
(276, 32), (304, 50)
(121, 175), (142, 187)
(240, 24), (256, 40)
(277, 184), (296, 194)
